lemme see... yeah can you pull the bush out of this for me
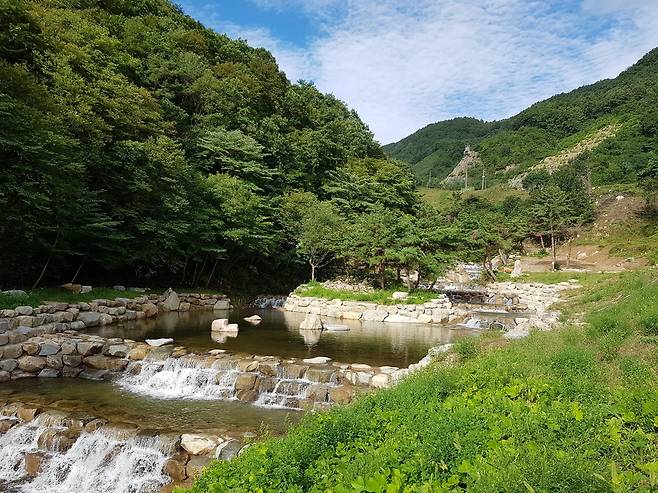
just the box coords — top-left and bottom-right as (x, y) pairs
(452, 337), (480, 360)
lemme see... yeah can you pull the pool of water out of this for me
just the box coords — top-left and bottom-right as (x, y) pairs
(0, 378), (299, 436)
(89, 308), (472, 367)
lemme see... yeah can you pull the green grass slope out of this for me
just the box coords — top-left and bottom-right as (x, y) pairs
(386, 48), (658, 187)
(185, 269), (658, 493)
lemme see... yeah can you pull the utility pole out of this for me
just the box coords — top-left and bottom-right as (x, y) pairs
(481, 166), (486, 190)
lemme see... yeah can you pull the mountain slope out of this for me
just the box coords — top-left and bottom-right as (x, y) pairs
(385, 48), (658, 186)
(383, 117), (497, 184)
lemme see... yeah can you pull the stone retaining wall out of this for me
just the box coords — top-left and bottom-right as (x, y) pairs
(283, 295), (453, 324)
(0, 331), (158, 382)
(0, 290), (231, 348)
(488, 281), (577, 313)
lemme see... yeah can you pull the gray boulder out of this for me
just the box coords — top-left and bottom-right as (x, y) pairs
(161, 289), (180, 311)
(213, 299), (231, 310)
(38, 342), (61, 356)
(3, 290), (27, 297)
(215, 439), (242, 461)
(77, 312), (101, 327)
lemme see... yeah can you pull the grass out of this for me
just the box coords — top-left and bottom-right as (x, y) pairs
(294, 281), (442, 305)
(420, 186), (528, 211)
(0, 286), (229, 310)
(185, 268), (658, 493)
(0, 287), (147, 310)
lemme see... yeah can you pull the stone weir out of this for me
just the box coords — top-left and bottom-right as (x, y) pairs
(0, 290), (231, 348)
(0, 329), (395, 409)
(118, 350), (403, 410)
(0, 403), (248, 491)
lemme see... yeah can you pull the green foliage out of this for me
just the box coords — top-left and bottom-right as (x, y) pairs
(0, 287), (143, 309)
(452, 337), (479, 360)
(0, 0), (392, 290)
(187, 270), (658, 493)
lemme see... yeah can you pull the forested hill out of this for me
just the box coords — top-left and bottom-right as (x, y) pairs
(0, 0), (410, 290)
(382, 117), (497, 184)
(385, 48), (658, 186)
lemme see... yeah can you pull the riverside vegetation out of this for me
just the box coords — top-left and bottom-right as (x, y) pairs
(183, 269), (658, 493)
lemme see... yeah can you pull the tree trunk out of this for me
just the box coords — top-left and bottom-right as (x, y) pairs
(551, 232), (557, 271)
(566, 237), (573, 268)
(206, 256), (219, 288)
(310, 261), (316, 281)
(70, 255), (87, 283)
(32, 231), (60, 290)
(540, 235), (545, 250)
(379, 262), (385, 289)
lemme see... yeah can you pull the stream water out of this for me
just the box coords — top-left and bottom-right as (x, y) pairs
(89, 308), (471, 367)
(0, 308), (474, 492)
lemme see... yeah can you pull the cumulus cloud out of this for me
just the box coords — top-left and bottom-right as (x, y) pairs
(183, 0), (658, 144)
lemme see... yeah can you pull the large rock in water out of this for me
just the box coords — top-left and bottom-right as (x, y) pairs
(145, 338), (174, 347)
(211, 319), (238, 332)
(299, 314), (323, 330)
(161, 289), (180, 311)
(180, 434), (219, 455)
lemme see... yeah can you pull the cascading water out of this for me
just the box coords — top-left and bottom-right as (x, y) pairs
(117, 357), (337, 409)
(255, 379), (311, 408)
(118, 357), (239, 400)
(0, 416), (172, 493)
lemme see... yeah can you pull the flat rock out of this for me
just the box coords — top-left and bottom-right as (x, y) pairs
(145, 338), (174, 347)
(302, 356), (332, 365)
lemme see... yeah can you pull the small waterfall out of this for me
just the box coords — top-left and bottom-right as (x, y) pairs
(118, 357), (337, 410)
(255, 379), (311, 408)
(0, 418), (43, 483)
(0, 418), (171, 493)
(118, 357), (239, 400)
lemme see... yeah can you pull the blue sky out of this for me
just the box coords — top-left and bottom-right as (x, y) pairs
(177, 0), (658, 144)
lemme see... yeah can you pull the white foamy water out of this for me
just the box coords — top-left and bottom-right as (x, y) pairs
(254, 379), (311, 408)
(118, 358), (239, 400)
(0, 417), (171, 493)
(118, 357), (334, 409)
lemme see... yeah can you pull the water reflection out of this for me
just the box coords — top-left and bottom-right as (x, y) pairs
(89, 308), (474, 367)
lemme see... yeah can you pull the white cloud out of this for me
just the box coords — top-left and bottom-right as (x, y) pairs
(183, 0), (658, 144)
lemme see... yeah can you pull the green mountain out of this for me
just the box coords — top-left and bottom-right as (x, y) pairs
(385, 48), (658, 187)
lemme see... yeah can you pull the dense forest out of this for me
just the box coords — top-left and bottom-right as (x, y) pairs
(0, 0), (411, 290)
(386, 48), (658, 188)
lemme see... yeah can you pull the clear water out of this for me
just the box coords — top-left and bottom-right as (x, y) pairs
(89, 308), (472, 367)
(0, 378), (299, 436)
